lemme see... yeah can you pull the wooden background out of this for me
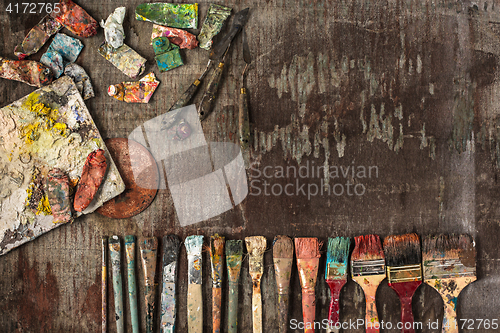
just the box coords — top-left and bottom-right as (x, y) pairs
(1, 0), (500, 332)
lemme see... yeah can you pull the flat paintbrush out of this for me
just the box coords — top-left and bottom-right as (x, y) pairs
(295, 237), (322, 333)
(245, 236), (267, 333)
(383, 233), (422, 333)
(325, 237), (350, 333)
(210, 234), (225, 333)
(185, 235), (204, 333)
(101, 237), (107, 333)
(423, 234), (476, 333)
(125, 235), (139, 333)
(351, 234), (386, 333)
(108, 235), (124, 333)
(226, 240), (243, 333)
(140, 237), (158, 333)
(272, 235), (294, 333)
(160, 235), (181, 333)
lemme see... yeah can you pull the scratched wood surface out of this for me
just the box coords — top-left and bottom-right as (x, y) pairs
(1, 0), (500, 332)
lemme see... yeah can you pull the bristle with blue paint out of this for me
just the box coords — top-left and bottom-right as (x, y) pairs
(324, 237), (350, 333)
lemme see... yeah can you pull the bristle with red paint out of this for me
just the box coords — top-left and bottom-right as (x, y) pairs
(351, 234), (384, 261)
(295, 237), (322, 259)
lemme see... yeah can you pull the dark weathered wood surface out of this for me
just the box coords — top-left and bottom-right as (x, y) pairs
(1, 0), (500, 332)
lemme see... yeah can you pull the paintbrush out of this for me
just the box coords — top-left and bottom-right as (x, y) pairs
(272, 235), (294, 333)
(185, 235), (204, 333)
(161, 235), (181, 333)
(245, 236), (267, 333)
(226, 240), (243, 333)
(108, 235), (124, 333)
(210, 234), (225, 333)
(325, 237), (351, 333)
(351, 234), (386, 333)
(295, 237), (322, 333)
(140, 237), (158, 333)
(101, 237), (107, 333)
(423, 234), (476, 333)
(125, 235), (139, 333)
(383, 233), (422, 333)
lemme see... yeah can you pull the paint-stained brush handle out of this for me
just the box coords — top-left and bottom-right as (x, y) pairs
(238, 85), (251, 151)
(161, 235), (180, 333)
(198, 62), (224, 121)
(101, 238), (107, 333)
(252, 280), (263, 333)
(185, 235), (204, 333)
(358, 283), (381, 333)
(213, 287), (223, 332)
(169, 80), (202, 112)
(109, 236), (124, 333)
(226, 240), (243, 333)
(327, 280), (347, 330)
(389, 281), (421, 333)
(125, 236), (139, 333)
(227, 281), (239, 333)
(140, 238), (158, 333)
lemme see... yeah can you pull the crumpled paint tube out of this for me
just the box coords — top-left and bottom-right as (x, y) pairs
(40, 33), (84, 78)
(151, 25), (198, 50)
(135, 3), (198, 29)
(40, 51), (66, 79)
(109, 236), (125, 333)
(74, 149), (107, 212)
(45, 168), (72, 223)
(64, 63), (94, 100)
(140, 238), (158, 333)
(0, 57), (53, 87)
(108, 72), (160, 104)
(100, 7), (126, 49)
(14, 15), (62, 59)
(197, 4), (232, 50)
(152, 37), (183, 73)
(50, 0), (98, 38)
(98, 42), (146, 79)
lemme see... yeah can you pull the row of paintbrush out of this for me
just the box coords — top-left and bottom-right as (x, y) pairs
(325, 233), (476, 333)
(101, 233), (476, 333)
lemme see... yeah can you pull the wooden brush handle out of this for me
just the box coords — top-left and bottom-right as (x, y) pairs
(227, 281), (239, 333)
(353, 275), (385, 333)
(389, 281), (422, 333)
(212, 287), (222, 333)
(252, 280), (263, 333)
(426, 277), (475, 333)
(301, 288), (317, 333)
(277, 293), (289, 333)
(327, 280), (347, 327)
(187, 284), (203, 333)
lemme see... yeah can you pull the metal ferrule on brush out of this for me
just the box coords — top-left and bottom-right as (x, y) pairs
(327, 262), (348, 279)
(351, 259), (386, 276)
(386, 264), (422, 283)
(424, 259), (476, 279)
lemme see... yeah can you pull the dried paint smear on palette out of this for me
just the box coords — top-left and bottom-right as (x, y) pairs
(0, 76), (125, 256)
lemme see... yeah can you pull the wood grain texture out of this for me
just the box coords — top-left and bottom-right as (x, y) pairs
(1, 0), (500, 332)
